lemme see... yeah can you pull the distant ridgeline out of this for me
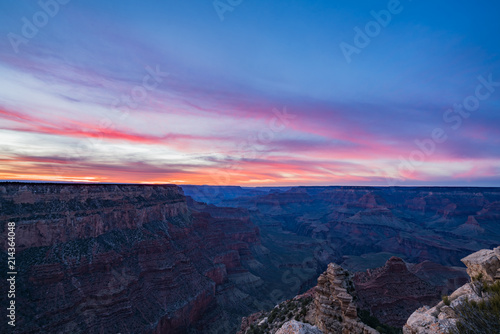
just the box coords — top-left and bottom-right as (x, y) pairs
(183, 185), (500, 266)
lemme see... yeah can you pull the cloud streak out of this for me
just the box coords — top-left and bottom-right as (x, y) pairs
(0, 1), (499, 186)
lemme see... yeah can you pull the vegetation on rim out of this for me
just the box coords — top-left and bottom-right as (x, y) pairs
(449, 280), (500, 334)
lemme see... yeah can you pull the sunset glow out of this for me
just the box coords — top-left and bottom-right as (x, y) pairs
(1, 1), (499, 186)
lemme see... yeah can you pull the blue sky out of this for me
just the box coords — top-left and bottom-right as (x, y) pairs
(0, 0), (499, 185)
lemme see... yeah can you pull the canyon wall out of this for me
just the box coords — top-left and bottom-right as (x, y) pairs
(0, 183), (261, 333)
(3, 184), (499, 333)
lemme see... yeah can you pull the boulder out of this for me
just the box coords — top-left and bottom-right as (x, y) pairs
(276, 320), (323, 334)
(404, 246), (500, 333)
(461, 247), (500, 283)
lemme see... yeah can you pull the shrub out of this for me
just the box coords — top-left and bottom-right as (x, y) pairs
(301, 296), (313, 306)
(358, 309), (402, 334)
(442, 295), (451, 306)
(449, 281), (500, 334)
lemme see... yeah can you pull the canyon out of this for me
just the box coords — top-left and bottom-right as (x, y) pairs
(184, 185), (500, 267)
(239, 246), (500, 334)
(1, 183), (499, 333)
(0, 183), (267, 333)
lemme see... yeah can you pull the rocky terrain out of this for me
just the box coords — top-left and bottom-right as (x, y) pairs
(238, 255), (468, 334)
(1, 183), (499, 333)
(404, 246), (500, 333)
(275, 320), (322, 334)
(237, 262), (379, 334)
(314, 264), (378, 334)
(240, 247), (499, 334)
(0, 183), (267, 333)
(237, 289), (317, 334)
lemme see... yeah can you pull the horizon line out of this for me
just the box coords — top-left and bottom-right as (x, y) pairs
(1, 180), (499, 188)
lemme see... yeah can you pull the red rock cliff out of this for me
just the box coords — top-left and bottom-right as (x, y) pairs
(0, 183), (261, 333)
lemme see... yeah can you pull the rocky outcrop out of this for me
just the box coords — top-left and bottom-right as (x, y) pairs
(237, 290), (317, 334)
(403, 246), (500, 334)
(275, 320), (323, 334)
(314, 264), (378, 334)
(403, 285), (475, 334)
(461, 246), (500, 282)
(237, 262), (381, 334)
(239, 256), (470, 333)
(0, 183), (263, 334)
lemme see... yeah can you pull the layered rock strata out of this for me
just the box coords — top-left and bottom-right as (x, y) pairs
(403, 246), (500, 334)
(314, 263), (378, 334)
(0, 183), (262, 334)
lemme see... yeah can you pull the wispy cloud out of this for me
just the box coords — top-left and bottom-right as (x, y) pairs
(0, 1), (499, 186)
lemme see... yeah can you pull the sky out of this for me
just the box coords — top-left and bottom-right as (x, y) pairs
(0, 0), (499, 186)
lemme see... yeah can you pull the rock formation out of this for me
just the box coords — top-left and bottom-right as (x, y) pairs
(314, 263), (379, 334)
(237, 263), (381, 334)
(239, 256), (470, 333)
(403, 246), (500, 333)
(461, 246), (500, 282)
(0, 183), (263, 333)
(237, 290), (317, 334)
(275, 320), (323, 334)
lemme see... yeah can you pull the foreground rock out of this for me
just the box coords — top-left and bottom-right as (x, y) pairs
(275, 320), (323, 334)
(403, 246), (500, 334)
(237, 289), (317, 334)
(461, 246), (500, 282)
(315, 264), (378, 334)
(238, 264), (379, 334)
(239, 255), (470, 333)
